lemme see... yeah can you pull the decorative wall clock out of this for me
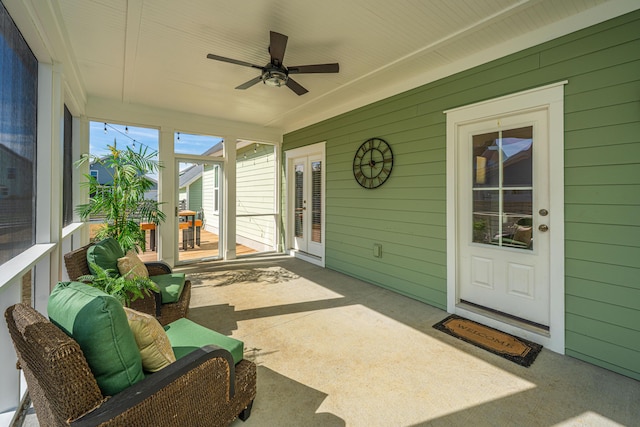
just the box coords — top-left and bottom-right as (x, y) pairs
(353, 137), (394, 189)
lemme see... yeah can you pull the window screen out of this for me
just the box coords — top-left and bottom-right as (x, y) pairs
(63, 105), (73, 227)
(0, 2), (38, 266)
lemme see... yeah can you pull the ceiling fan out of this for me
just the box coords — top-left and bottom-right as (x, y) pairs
(206, 31), (339, 96)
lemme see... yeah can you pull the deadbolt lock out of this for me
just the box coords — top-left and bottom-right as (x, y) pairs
(539, 209), (548, 216)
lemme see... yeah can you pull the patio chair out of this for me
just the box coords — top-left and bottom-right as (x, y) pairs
(139, 222), (157, 251)
(179, 221), (194, 250)
(194, 210), (204, 246)
(5, 301), (256, 426)
(64, 240), (190, 325)
(493, 217), (533, 249)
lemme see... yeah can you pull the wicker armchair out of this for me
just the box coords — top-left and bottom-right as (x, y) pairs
(5, 303), (256, 426)
(64, 243), (190, 326)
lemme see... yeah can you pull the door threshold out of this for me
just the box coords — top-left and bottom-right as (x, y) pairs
(457, 300), (550, 337)
(290, 250), (324, 267)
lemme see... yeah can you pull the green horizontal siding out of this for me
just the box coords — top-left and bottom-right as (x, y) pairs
(283, 9), (640, 379)
(187, 178), (202, 211)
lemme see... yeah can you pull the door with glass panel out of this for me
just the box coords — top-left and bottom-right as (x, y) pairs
(458, 110), (550, 327)
(292, 154), (323, 258)
(176, 160), (222, 263)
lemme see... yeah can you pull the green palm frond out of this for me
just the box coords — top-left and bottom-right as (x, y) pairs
(75, 143), (165, 253)
(78, 262), (159, 305)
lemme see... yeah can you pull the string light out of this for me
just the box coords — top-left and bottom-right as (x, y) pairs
(102, 122), (153, 153)
(177, 132), (181, 142)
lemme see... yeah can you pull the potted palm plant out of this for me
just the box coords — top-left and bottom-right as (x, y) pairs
(75, 142), (166, 253)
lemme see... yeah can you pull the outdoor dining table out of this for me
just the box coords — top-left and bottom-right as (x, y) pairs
(179, 210), (197, 249)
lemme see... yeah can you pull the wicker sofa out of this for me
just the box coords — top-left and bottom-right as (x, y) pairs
(64, 242), (190, 326)
(5, 302), (256, 426)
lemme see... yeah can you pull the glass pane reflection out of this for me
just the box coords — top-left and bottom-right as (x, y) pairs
(294, 164), (304, 238)
(473, 132), (499, 187)
(470, 127), (533, 251)
(502, 127), (532, 187)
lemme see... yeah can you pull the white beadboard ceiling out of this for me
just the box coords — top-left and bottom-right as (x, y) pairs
(54, 0), (637, 133)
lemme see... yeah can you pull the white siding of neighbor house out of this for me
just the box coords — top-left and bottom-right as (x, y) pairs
(202, 165), (217, 233)
(236, 144), (277, 252)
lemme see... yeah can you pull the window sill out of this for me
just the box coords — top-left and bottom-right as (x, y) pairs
(62, 222), (85, 239)
(0, 244), (56, 291)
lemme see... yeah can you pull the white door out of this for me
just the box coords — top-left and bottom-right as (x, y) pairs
(291, 154), (324, 258)
(458, 109), (550, 326)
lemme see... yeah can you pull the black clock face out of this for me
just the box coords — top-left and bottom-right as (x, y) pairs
(353, 138), (393, 189)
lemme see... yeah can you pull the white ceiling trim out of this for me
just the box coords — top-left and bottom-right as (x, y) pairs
(267, 0), (539, 129)
(278, 0), (640, 133)
(85, 96), (283, 145)
(6, 0), (640, 135)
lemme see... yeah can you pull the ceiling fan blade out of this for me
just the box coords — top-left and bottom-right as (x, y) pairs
(235, 76), (263, 90)
(269, 31), (288, 65)
(207, 53), (263, 70)
(286, 77), (308, 96)
(287, 63), (340, 74)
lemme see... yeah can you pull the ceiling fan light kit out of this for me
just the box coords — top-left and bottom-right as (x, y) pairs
(207, 31), (339, 95)
(262, 69), (288, 87)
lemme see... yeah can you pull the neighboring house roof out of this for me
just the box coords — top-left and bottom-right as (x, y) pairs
(179, 164), (203, 188)
(0, 143), (32, 165)
(203, 142), (223, 157)
(89, 161), (158, 189)
(177, 140), (260, 189)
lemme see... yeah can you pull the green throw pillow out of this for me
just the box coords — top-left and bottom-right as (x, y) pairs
(48, 281), (144, 396)
(86, 237), (125, 276)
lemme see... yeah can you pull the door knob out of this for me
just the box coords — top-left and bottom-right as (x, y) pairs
(539, 224), (549, 232)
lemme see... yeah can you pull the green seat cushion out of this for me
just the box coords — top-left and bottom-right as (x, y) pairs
(87, 237), (125, 276)
(48, 281), (144, 396)
(151, 273), (186, 303)
(164, 318), (244, 364)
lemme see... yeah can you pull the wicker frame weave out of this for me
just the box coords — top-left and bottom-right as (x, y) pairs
(5, 303), (256, 426)
(63, 243), (190, 325)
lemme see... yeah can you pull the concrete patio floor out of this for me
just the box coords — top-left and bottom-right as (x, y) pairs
(21, 255), (639, 426)
(178, 255), (639, 427)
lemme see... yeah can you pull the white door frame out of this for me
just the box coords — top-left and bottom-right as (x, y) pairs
(285, 142), (326, 267)
(445, 82), (566, 353)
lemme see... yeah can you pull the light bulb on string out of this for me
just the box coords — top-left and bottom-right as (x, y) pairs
(104, 123), (107, 134)
(125, 126), (129, 134)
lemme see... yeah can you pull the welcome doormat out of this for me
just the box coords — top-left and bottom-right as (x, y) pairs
(433, 315), (542, 367)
